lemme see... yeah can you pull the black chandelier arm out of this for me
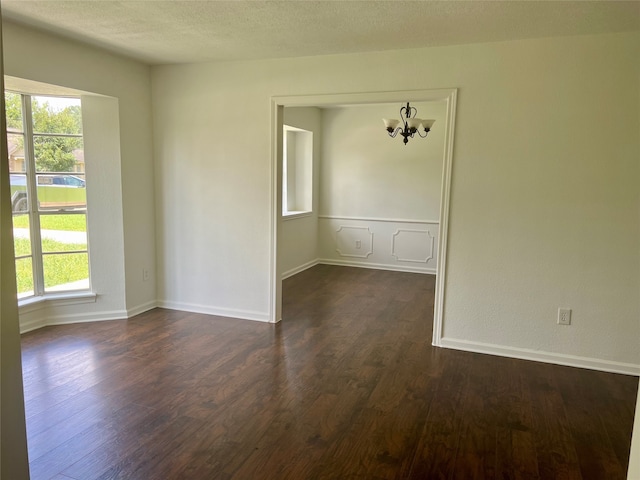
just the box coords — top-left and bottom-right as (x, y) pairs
(388, 125), (417, 141)
(384, 102), (431, 145)
(386, 126), (403, 138)
(399, 102), (416, 123)
(399, 105), (408, 122)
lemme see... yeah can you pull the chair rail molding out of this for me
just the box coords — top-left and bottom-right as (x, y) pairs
(319, 214), (439, 225)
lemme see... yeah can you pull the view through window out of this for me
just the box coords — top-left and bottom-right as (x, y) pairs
(6, 92), (90, 299)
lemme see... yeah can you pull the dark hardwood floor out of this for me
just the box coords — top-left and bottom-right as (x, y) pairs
(20, 265), (638, 479)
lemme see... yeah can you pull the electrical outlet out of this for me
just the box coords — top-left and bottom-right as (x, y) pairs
(355, 240), (362, 249)
(558, 308), (571, 325)
(142, 268), (150, 282)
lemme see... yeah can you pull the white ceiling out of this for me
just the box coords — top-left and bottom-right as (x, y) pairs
(2, 1), (639, 65)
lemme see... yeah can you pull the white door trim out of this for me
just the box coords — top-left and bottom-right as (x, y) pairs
(269, 89), (457, 348)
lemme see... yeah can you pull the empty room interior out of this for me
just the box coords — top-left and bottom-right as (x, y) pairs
(1, 2), (639, 479)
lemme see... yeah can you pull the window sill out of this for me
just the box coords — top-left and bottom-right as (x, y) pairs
(282, 211), (313, 221)
(18, 291), (97, 314)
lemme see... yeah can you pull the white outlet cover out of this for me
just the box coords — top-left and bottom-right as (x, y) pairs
(558, 308), (571, 325)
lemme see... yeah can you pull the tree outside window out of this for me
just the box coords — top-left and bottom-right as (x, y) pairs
(6, 91), (90, 298)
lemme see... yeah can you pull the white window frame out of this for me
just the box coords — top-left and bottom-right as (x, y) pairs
(282, 124), (313, 218)
(8, 91), (91, 302)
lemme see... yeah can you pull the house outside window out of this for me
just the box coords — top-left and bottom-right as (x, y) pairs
(6, 91), (90, 299)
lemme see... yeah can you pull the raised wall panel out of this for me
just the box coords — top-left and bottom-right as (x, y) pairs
(392, 229), (434, 263)
(335, 225), (374, 258)
(319, 216), (438, 274)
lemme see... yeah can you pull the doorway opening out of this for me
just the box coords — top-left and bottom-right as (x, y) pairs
(270, 89), (457, 346)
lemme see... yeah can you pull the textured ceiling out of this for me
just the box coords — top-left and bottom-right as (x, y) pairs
(2, 1), (639, 65)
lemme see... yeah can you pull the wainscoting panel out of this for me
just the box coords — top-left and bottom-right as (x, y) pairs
(318, 216), (438, 274)
(335, 226), (374, 258)
(392, 229), (434, 263)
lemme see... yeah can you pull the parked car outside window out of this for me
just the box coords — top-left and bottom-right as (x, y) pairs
(10, 173), (86, 212)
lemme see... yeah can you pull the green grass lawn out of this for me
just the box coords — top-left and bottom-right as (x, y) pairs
(15, 257), (34, 294)
(14, 236), (88, 294)
(12, 213), (86, 232)
(14, 238), (86, 256)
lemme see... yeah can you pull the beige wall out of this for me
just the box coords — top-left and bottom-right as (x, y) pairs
(320, 102), (445, 220)
(280, 107), (322, 277)
(2, 21), (157, 325)
(0, 18), (30, 480)
(316, 101), (445, 274)
(153, 31), (639, 371)
(281, 101), (447, 277)
(0, 18), (637, 479)
(0, 20), (637, 479)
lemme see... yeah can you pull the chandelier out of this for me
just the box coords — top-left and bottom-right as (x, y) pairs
(383, 102), (435, 145)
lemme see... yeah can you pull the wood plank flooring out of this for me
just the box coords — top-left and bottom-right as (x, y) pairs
(20, 265), (638, 479)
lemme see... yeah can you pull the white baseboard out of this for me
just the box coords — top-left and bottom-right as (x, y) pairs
(282, 259), (319, 279)
(127, 300), (158, 318)
(19, 299), (160, 333)
(439, 337), (640, 376)
(20, 298), (269, 333)
(318, 258), (435, 275)
(157, 300), (270, 323)
(20, 308), (129, 333)
(46, 309), (129, 327)
(20, 317), (48, 334)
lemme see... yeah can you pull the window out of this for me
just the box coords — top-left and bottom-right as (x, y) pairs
(282, 125), (313, 216)
(6, 92), (90, 299)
